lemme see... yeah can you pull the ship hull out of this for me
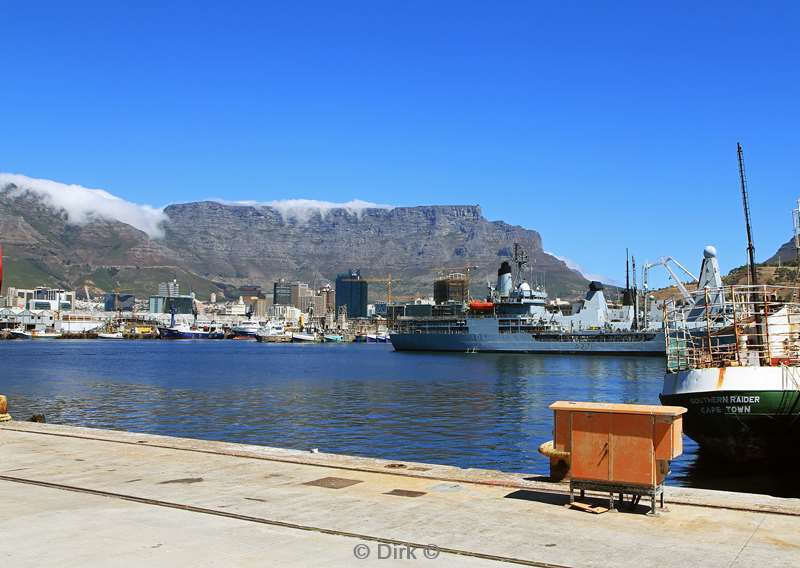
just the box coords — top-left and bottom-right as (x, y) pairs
(661, 367), (800, 461)
(390, 331), (665, 355)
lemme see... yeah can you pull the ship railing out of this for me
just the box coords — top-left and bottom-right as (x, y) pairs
(393, 319), (468, 335)
(665, 284), (800, 372)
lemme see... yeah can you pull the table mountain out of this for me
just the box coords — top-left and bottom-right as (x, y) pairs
(1, 184), (588, 300)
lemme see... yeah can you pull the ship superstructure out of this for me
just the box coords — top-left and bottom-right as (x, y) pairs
(660, 281), (800, 460)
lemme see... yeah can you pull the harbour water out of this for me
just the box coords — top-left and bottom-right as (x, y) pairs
(0, 340), (794, 497)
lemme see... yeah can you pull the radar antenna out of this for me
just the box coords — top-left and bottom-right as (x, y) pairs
(512, 243), (529, 284)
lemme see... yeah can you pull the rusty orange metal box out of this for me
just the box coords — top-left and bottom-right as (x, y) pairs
(549, 401), (686, 487)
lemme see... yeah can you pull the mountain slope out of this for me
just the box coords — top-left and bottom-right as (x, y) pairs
(1, 184), (589, 299)
(766, 237), (797, 265)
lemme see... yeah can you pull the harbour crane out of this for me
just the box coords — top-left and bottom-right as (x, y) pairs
(642, 257), (698, 304)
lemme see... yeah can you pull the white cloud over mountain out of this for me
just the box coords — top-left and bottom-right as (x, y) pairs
(0, 173), (393, 236)
(0, 173), (167, 238)
(215, 198), (393, 223)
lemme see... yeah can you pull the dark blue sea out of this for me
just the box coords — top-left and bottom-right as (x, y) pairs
(0, 341), (793, 496)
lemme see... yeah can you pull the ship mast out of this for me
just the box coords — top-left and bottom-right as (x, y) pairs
(631, 254), (638, 330)
(512, 243), (528, 285)
(738, 143), (758, 286)
(738, 143), (767, 364)
(625, 248), (630, 292)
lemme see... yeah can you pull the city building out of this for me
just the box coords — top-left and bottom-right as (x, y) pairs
(308, 295), (326, 317)
(5, 287), (75, 311)
(149, 295), (194, 314)
(336, 270), (368, 319)
(273, 279), (292, 306)
(225, 297), (248, 316)
(373, 301), (388, 317)
(290, 282), (312, 310)
(267, 304), (302, 323)
(239, 285), (264, 300)
(158, 280), (180, 297)
(253, 298), (269, 318)
(434, 272), (469, 304)
(319, 285), (335, 313)
(0, 307), (56, 330)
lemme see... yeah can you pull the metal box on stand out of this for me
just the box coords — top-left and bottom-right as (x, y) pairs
(549, 401), (686, 514)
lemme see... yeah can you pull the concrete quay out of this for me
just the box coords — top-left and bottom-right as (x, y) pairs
(1, 421), (799, 567)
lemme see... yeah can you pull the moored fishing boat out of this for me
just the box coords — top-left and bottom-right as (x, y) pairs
(10, 327), (62, 339)
(157, 310), (224, 339)
(291, 331), (318, 342)
(97, 331), (124, 339)
(660, 145), (800, 461)
(231, 320), (261, 338)
(659, 283), (800, 461)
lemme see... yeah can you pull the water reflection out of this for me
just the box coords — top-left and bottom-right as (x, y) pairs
(0, 341), (791, 496)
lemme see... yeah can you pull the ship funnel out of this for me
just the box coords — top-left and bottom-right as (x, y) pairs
(497, 261), (513, 298)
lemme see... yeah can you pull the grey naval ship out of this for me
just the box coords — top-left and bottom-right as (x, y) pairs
(390, 246), (665, 355)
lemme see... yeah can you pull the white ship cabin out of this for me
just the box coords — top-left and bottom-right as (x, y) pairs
(554, 281), (632, 331)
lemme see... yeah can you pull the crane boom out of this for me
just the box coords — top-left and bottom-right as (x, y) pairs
(643, 257), (698, 304)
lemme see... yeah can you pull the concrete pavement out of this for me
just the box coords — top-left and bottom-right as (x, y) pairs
(1, 421), (798, 567)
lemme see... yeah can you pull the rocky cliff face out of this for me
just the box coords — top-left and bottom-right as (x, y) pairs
(161, 202), (586, 298)
(0, 185), (588, 299)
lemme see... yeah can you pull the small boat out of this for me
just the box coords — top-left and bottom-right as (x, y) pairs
(323, 334), (344, 342)
(10, 328), (62, 339)
(97, 332), (124, 340)
(231, 320), (261, 338)
(366, 333), (390, 343)
(30, 330), (62, 339)
(291, 331), (318, 342)
(255, 333), (292, 343)
(468, 300), (494, 312)
(255, 322), (290, 343)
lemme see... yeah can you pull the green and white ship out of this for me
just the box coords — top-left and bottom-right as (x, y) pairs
(661, 145), (800, 461)
(659, 248), (800, 461)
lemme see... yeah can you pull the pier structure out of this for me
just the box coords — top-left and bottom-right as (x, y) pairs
(1, 419), (799, 567)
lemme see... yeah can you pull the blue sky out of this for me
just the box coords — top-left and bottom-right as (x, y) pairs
(2, 1), (798, 287)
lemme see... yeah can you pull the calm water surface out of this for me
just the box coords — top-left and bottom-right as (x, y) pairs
(0, 341), (793, 496)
